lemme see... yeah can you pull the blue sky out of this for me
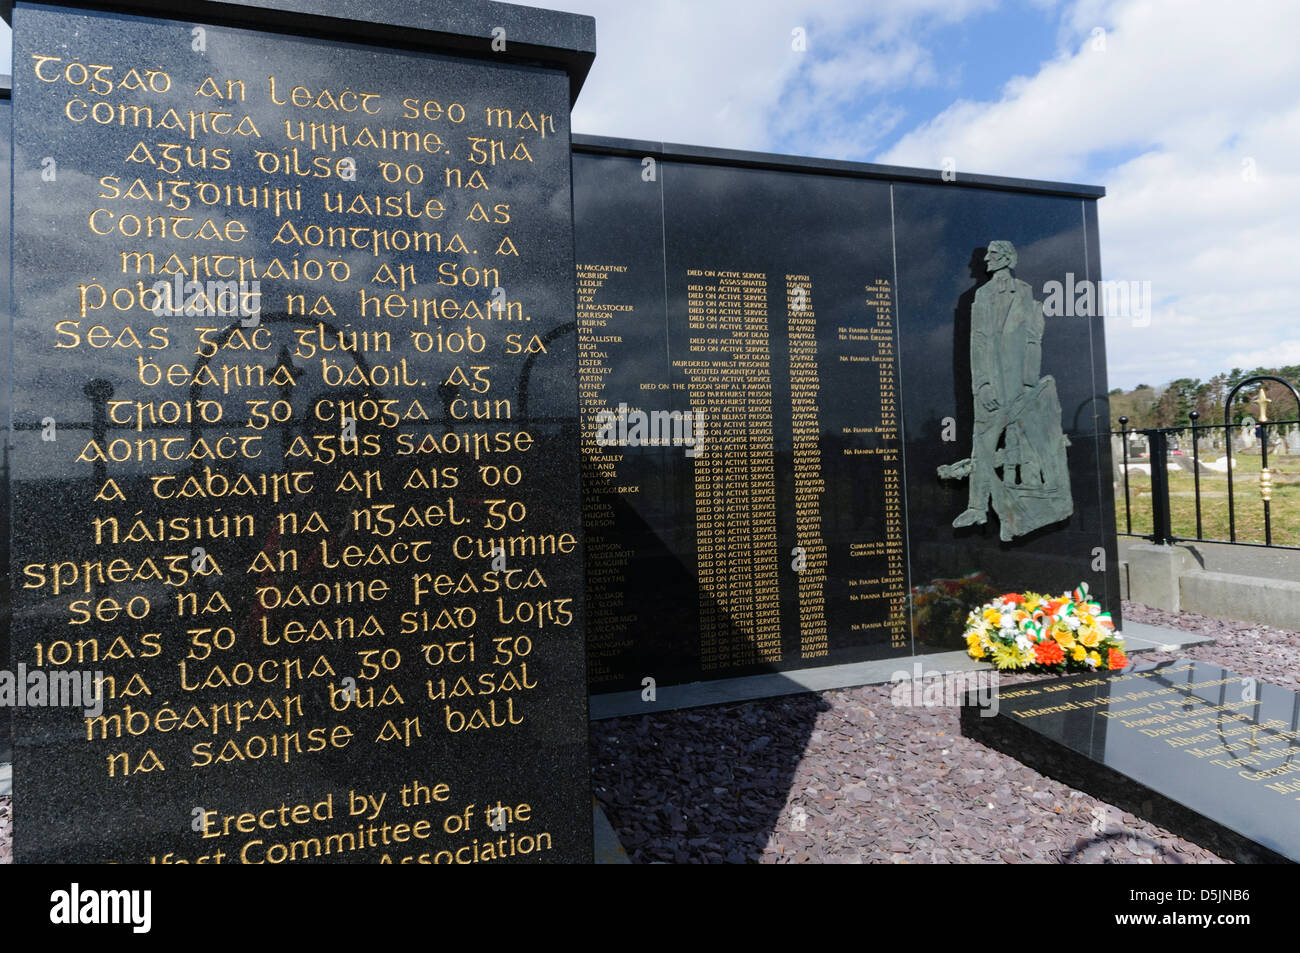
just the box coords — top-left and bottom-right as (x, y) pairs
(4, 1), (1297, 392)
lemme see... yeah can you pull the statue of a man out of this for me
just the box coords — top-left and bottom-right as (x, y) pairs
(951, 240), (1044, 528)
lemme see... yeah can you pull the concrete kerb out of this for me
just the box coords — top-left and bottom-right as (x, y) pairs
(1118, 538), (1300, 630)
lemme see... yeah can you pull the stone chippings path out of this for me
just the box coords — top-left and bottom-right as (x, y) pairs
(0, 602), (1294, 865)
(1126, 603), (1300, 692)
(590, 603), (1300, 864)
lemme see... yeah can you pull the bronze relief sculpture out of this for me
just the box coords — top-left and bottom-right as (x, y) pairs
(938, 241), (1073, 541)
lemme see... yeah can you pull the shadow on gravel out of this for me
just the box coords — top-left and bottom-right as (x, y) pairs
(1061, 830), (1191, 864)
(590, 692), (830, 863)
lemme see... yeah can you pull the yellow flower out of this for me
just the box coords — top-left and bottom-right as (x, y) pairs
(1052, 624), (1076, 649)
(992, 643), (1023, 670)
(968, 642), (986, 659)
(1071, 644), (1087, 662)
(983, 607), (1001, 625)
(1077, 626), (1101, 648)
(1088, 650), (1101, 666)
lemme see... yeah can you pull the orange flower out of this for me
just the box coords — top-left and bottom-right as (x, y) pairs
(1003, 593), (1025, 604)
(1035, 640), (1064, 665)
(1107, 648), (1129, 670)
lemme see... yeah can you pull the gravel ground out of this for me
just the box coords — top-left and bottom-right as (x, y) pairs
(1, 601), (1293, 864)
(589, 602), (1300, 864)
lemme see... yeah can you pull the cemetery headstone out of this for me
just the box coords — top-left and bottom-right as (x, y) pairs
(962, 658), (1300, 863)
(6, 0), (595, 863)
(1238, 418), (1256, 451)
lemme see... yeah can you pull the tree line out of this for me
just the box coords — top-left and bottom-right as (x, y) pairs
(1108, 365), (1300, 430)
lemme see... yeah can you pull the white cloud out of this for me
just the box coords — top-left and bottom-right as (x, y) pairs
(524, 0), (1300, 391)
(536, 0), (818, 148)
(877, 0), (1300, 389)
(533, 0), (994, 155)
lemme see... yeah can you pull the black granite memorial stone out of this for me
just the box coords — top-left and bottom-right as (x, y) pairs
(8, 0), (593, 863)
(572, 137), (1119, 694)
(962, 659), (1300, 863)
(0, 81), (11, 766)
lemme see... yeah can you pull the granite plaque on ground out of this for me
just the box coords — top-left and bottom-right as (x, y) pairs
(572, 138), (1120, 693)
(962, 658), (1300, 863)
(7, 0), (594, 863)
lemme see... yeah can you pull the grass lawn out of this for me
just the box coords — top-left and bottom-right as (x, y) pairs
(1115, 451), (1300, 546)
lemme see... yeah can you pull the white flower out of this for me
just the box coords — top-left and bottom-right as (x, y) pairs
(1015, 634), (1033, 653)
(1000, 612), (1016, 629)
(1065, 616), (1081, 631)
(1084, 655), (1098, 669)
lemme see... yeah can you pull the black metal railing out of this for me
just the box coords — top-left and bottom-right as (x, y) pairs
(1113, 376), (1300, 548)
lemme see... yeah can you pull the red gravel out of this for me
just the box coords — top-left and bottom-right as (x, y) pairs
(1122, 602), (1300, 690)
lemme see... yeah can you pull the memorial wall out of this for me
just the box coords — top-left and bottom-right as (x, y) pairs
(572, 137), (1120, 694)
(6, 0), (594, 863)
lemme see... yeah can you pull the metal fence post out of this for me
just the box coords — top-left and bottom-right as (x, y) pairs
(1146, 428), (1174, 545)
(1189, 410), (1203, 540)
(1119, 416), (1132, 535)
